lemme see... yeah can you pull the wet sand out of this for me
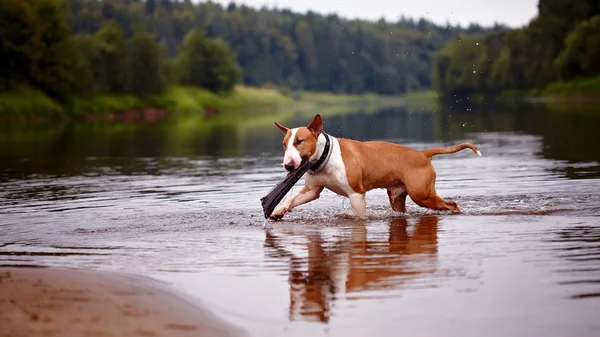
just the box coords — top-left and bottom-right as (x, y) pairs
(0, 267), (247, 337)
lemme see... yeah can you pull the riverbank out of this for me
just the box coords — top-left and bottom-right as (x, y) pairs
(0, 85), (435, 126)
(442, 76), (600, 105)
(0, 85), (291, 122)
(0, 267), (247, 337)
(529, 76), (600, 103)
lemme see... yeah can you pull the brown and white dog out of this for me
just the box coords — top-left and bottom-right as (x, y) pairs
(270, 114), (482, 220)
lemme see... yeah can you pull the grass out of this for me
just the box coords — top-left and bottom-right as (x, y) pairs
(0, 87), (64, 120)
(541, 75), (600, 98)
(1, 85), (440, 127)
(0, 84), (294, 122)
(67, 94), (147, 115)
(297, 90), (436, 106)
(0, 87), (443, 148)
(65, 85), (293, 116)
(290, 89), (439, 118)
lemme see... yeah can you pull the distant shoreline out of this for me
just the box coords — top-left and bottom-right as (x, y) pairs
(0, 266), (247, 337)
(0, 86), (429, 126)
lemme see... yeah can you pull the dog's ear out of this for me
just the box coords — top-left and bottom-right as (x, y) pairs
(307, 114), (323, 136)
(274, 121), (289, 135)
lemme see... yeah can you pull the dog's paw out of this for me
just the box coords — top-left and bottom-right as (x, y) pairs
(269, 207), (286, 220)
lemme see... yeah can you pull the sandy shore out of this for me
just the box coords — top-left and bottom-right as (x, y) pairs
(0, 267), (247, 337)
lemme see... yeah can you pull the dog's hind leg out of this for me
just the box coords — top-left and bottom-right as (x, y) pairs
(387, 185), (408, 213)
(412, 194), (461, 213)
(405, 168), (461, 213)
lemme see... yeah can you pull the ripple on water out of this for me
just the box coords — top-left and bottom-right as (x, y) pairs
(543, 225), (600, 300)
(2, 131), (600, 336)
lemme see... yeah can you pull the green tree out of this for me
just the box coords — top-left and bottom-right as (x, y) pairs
(433, 36), (484, 96)
(477, 32), (506, 92)
(33, 0), (80, 100)
(0, 0), (78, 100)
(555, 15), (600, 80)
(174, 29), (206, 87)
(126, 29), (170, 95)
(62, 0), (506, 94)
(433, 0), (600, 95)
(71, 34), (107, 97)
(175, 29), (241, 93)
(95, 20), (126, 92)
(203, 38), (242, 92)
(0, 0), (42, 90)
(294, 20), (318, 77)
(432, 50), (452, 93)
(488, 46), (513, 90)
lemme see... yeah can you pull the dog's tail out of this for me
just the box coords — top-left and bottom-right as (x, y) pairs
(422, 142), (482, 158)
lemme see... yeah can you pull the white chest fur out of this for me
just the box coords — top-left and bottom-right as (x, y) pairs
(305, 136), (354, 197)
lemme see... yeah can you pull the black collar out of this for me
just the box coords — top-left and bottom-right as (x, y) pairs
(309, 133), (331, 172)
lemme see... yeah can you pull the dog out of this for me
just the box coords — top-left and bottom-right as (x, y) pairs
(270, 114), (481, 220)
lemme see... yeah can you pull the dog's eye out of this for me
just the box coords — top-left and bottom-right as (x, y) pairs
(296, 139), (303, 144)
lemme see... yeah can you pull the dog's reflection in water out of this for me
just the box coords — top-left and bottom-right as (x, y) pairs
(264, 215), (439, 323)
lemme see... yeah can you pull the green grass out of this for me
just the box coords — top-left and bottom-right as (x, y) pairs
(64, 85), (293, 117)
(1, 85), (441, 127)
(66, 94), (147, 115)
(0, 85), (293, 118)
(289, 89), (439, 118)
(542, 75), (600, 98)
(0, 87), (64, 119)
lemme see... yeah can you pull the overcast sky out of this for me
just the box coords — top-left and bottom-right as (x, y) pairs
(207, 0), (539, 28)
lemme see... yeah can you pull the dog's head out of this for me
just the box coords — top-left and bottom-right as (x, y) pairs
(274, 114), (323, 172)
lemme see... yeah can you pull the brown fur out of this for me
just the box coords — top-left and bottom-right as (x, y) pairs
(337, 138), (477, 212)
(337, 137), (479, 213)
(272, 114), (480, 215)
(422, 143), (479, 158)
(275, 120), (321, 163)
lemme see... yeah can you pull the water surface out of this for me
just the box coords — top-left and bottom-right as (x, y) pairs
(1, 103), (599, 337)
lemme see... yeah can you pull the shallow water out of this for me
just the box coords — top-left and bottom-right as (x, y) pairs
(1, 104), (600, 337)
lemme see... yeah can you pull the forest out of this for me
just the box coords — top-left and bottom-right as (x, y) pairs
(1, 0), (507, 113)
(433, 0), (600, 97)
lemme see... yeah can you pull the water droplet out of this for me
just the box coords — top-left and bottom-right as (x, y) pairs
(476, 42), (479, 45)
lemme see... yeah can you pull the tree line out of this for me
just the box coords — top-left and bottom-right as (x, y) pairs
(65, 0), (506, 95)
(1, 0), (241, 103)
(3, 0), (507, 105)
(433, 0), (600, 97)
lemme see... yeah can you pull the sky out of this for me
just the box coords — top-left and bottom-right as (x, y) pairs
(208, 0), (539, 28)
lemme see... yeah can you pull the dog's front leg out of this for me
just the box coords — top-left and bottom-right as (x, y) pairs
(269, 185), (324, 220)
(349, 193), (367, 218)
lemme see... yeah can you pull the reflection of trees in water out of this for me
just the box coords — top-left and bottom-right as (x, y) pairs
(435, 100), (600, 175)
(243, 107), (438, 156)
(0, 118), (243, 178)
(3, 102), (599, 178)
(247, 101), (600, 167)
(322, 108), (437, 144)
(264, 216), (439, 323)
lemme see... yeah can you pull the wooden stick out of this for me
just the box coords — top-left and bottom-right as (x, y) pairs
(260, 160), (312, 219)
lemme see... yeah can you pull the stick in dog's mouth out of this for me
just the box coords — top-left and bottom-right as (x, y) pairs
(260, 160), (312, 219)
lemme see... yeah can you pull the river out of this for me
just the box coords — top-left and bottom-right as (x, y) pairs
(1, 102), (599, 337)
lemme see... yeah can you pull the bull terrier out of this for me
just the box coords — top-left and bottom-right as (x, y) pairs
(270, 114), (481, 220)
